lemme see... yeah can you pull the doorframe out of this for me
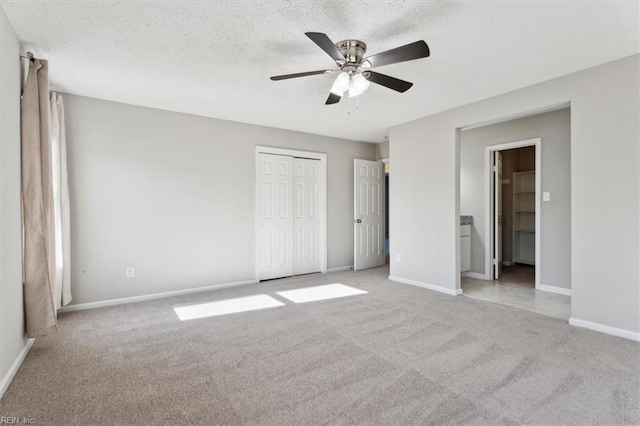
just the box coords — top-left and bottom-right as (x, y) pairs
(484, 138), (541, 289)
(254, 146), (327, 282)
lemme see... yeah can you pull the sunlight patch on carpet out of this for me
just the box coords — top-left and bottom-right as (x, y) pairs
(174, 294), (284, 320)
(276, 283), (367, 304)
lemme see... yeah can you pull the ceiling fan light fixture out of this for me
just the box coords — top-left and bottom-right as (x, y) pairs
(330, 71), (350, 95)
(348, 72), (370, 98)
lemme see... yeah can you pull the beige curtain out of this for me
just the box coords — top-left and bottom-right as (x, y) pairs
(21, 58), (57, 337)
(50, 92), (72, 308)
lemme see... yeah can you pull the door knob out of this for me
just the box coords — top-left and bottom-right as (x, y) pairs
(356, 219), (362, 223)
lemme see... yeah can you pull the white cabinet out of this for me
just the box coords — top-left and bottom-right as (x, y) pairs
(513, 171), (535, 265)
(461, 224), (471, 272)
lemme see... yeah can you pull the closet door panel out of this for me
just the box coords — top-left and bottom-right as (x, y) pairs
(258, 154), (294, 280)
(293, 158), (321, 275)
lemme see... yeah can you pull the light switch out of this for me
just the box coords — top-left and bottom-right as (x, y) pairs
(543, 192), (551, 202)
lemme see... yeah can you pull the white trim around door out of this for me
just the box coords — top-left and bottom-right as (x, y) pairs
(484, 138), (541, 289)
(255, 146), (327, 282)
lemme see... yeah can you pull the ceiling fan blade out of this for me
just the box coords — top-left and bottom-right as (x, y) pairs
(305, 32), (345, 62)
(325, 93), (341, 105)
(363, 40), (430, 69)
(364, 71), (413, 93)
(270, 70), (332, 81)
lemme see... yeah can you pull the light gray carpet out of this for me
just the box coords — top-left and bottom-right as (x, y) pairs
(1, 267), (638, 425)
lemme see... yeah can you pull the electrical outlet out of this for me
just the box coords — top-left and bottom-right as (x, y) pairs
(126, 267), (135, 278)
(543, 192), (551, 202)
(395, 254), (400, 263)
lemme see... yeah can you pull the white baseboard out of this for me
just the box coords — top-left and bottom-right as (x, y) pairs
(389, 275), (462, 296)
(326, 265), (353, 273)
(539, 284), (571, 296)
(462, 271), (487, 280)
(569, 318), (640, 342)
(502, 261), (514, 266)
(0, 338), (35, 401)
(58, 280), (257, 313)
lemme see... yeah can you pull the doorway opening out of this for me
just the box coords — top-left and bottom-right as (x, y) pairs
(481, 138), (542, 287)
(458, 107), (572, 320)
(493, 144), (538, 286)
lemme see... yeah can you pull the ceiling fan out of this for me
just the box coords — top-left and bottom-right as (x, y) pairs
(270, 32), (430, 105)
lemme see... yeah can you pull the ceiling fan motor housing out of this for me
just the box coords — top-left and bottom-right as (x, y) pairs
(336, 40), (367, 69)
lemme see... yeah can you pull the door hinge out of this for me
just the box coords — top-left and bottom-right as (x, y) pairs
(492, 259), (498, 265)
(492, 165), (498, 173)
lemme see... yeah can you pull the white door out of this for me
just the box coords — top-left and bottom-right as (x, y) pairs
(258, 154), (293, 280)
(493, 151), (503, 279)
(354, 159), (385, 271)
(293, 158), (321, 275)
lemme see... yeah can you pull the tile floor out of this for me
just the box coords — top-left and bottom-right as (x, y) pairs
(461, 265), (571, 320)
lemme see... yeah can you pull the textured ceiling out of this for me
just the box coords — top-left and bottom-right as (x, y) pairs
(2, 1), (638, 142)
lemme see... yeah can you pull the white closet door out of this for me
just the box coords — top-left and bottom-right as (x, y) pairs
(354, 159), (385, 271)
(293, 158), (321, 275)
(258, 154), (293, 280)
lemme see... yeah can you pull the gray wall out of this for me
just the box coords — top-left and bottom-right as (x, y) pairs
(64, 94), (376, 305)
(390, 54), (639, 335)
(0, 7), (29, 397)
(460, 108), (571, 290)
(376, 141), (389, 160)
